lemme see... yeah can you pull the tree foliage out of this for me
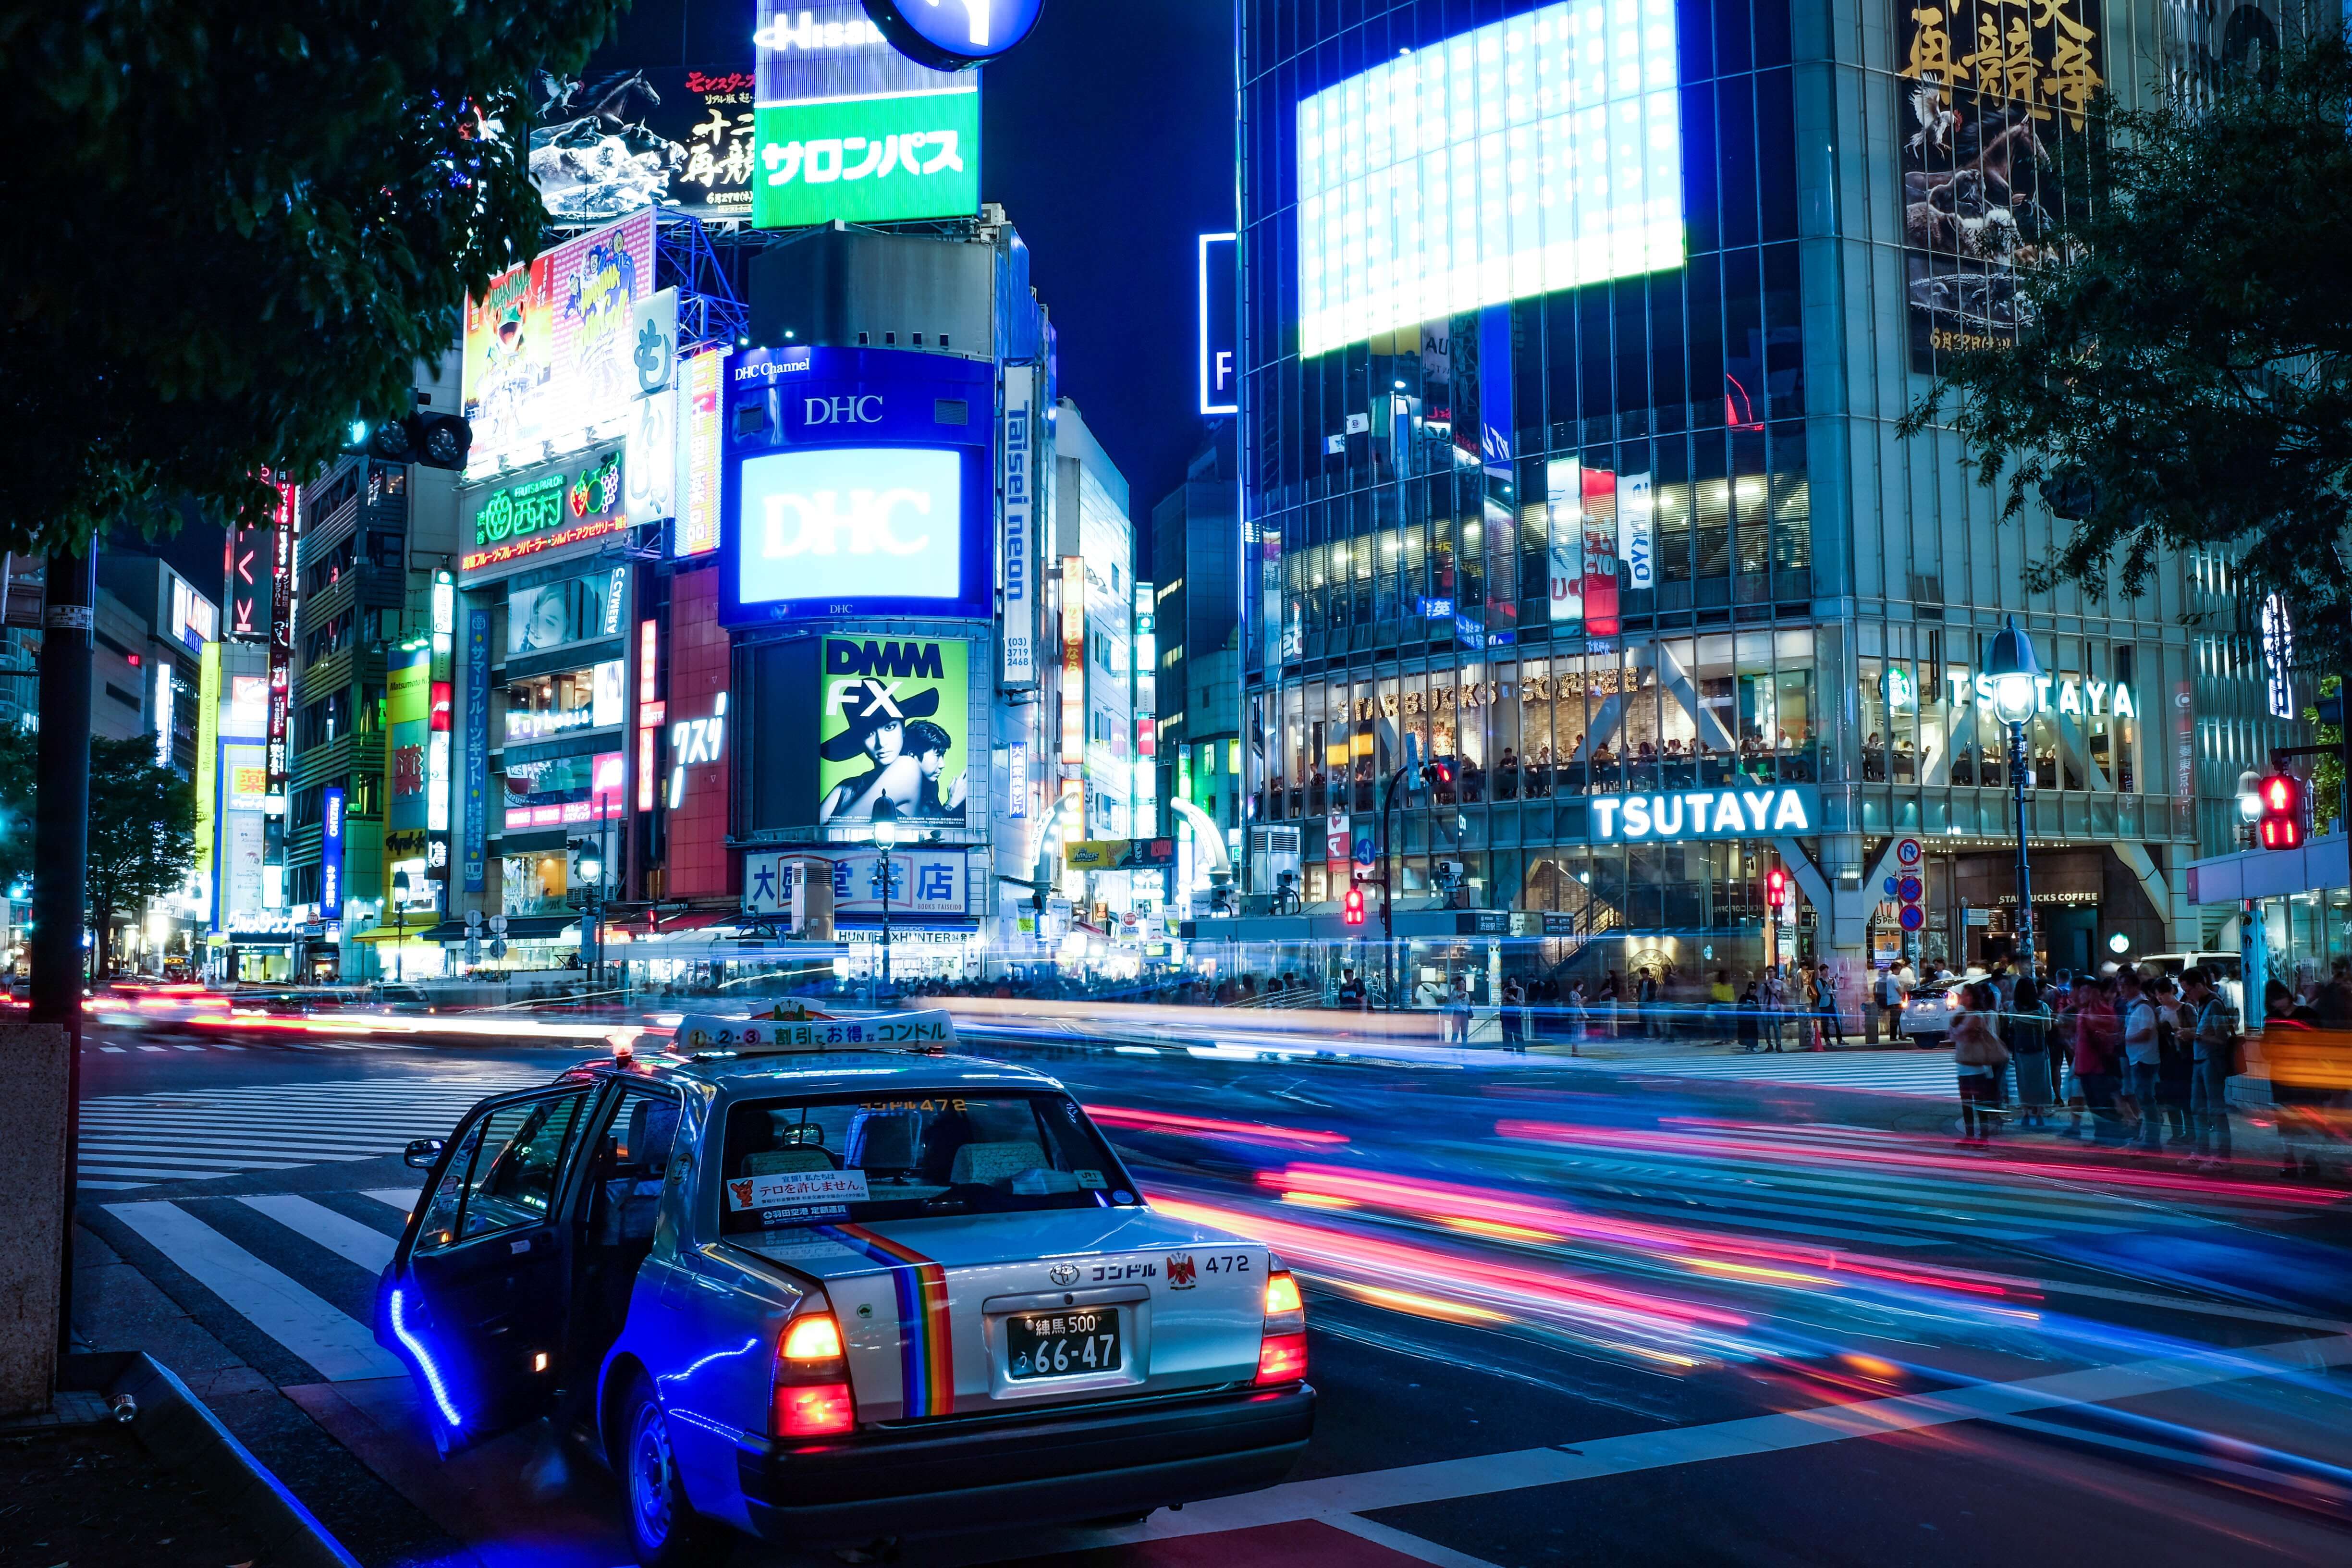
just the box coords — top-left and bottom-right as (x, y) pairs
(0, 722), (33, 898)
(1900, 35), (2352, 668)
(0, 0), (628, 555)
(86, 738), (197, 977)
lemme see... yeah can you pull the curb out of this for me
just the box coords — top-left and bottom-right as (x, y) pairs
(62, 1350), (364, 1568)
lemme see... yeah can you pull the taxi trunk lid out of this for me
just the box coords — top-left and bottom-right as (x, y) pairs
(744, 1207), (1273, 1421)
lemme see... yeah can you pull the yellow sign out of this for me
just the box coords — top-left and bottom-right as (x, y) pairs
(1064, 839), (1127, 871)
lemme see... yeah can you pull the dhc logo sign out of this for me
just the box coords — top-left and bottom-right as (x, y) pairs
(1590, 786), (1816, 842)
(737, 445), (963, 605)
(804, 394), (883, 426)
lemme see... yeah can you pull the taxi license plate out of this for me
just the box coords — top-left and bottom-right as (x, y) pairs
(1006, 1309), (1121, 1379)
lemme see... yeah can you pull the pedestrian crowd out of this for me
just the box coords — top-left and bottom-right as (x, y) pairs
(1936, 959), (2265, 1172)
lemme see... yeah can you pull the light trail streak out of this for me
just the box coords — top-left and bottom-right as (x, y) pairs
(1262, 1162), (2030, 1302)
(1149, 1191), (1759, 1369)
(1083, 1104), (1350, 1146)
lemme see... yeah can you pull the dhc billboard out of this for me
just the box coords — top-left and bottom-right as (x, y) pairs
(719, 346), (994, 626)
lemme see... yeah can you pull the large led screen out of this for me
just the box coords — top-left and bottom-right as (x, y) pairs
(1297, 0), (1683, 359)
(736, 445), (963, 608)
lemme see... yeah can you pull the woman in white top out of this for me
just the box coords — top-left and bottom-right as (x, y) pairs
(1950, 980), (2012, 1147)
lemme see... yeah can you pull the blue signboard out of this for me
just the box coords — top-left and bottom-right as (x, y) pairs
(718, 346), (994, 627)
(462, 609), (490, 893)
(319, 786), (345, 920)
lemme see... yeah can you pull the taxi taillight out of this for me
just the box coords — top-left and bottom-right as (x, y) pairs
(774, 1307), (855, 1437)
(1255, 1267), (1308, 1386)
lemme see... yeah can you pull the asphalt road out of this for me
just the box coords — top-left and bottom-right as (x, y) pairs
(67, 1017), (2352, 1568)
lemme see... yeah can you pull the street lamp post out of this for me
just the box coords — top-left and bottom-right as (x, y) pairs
(1986, 616), (2041, 975)
(871, 819), (898, 1002)
(1377, 763), (1411, 1011)
(577, 850), (604, 993)
(391, 870), (411, 983)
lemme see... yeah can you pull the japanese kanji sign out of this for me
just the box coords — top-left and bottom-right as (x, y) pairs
(1897, 0), (2104, 371)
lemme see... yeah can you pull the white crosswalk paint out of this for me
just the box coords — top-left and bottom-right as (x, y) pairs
(99, 1045), (124, 1054)
(362, 1188), (422, 1213)
(106, 1200), (405, 1382)
(77, 1072), (541, 1188)
(1578, 1050), (1959, 1095)
(237, 1194), (398, 1274)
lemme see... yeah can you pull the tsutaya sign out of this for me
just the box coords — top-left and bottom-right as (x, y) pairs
(1935, 673), (2139, 719)
(1588, 785), (1819, 843)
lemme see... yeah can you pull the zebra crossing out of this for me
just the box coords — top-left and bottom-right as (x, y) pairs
(92, 1034), (441, 1054)
(103, 1187), (422, 1384)
(76, 1071), (544, 1188)
(1569, 1047), (1961, 1096)
(1491, 1119), (2319, 1253)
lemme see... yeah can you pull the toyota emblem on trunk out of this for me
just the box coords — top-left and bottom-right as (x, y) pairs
(1048, 1263), (1081, 1286)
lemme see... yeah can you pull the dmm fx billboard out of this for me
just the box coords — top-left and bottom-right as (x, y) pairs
(720, 345), (993, 624)
(818, 636), (969, 827)
(752, 0), (980, 228)
(1583, 785), (1820, 843)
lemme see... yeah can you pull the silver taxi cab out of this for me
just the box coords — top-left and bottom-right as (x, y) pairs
(372, 1012), (1315, 1566)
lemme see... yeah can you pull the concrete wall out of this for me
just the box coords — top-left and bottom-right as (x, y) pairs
(0, 1023), (68, 1413)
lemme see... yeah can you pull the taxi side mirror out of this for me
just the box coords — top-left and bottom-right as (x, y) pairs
(404, 1137), (445, 1170)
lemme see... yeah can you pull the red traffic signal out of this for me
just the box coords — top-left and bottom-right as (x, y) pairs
(2258, 772), (2305, 850)
(1342, 885), (1366, 927)
(1764, 867), (1790, 908)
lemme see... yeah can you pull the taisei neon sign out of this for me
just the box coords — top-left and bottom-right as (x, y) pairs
(1589, 785), (1816, 842)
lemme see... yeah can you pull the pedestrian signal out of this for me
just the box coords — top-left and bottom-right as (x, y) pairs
(2257, 772), (2305, 850)
(1342, 885), (1366, 927)
(1764, 867), (1790, 908)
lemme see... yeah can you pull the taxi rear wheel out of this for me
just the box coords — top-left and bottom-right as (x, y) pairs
(622, 1373), (732, 1568)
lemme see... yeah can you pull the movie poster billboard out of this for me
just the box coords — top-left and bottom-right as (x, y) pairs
(528, 66), (757, 223)
(816, 636), (968, 827)
(460, 212), (658, 472)
(1898, 0), (2104, 371)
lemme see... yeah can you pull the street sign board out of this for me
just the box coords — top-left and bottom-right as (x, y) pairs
(1899, 905), (1925, 931)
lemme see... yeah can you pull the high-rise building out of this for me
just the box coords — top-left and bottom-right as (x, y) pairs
(1153, 441), (1243, 904)
(1228, 0), (2301, 999)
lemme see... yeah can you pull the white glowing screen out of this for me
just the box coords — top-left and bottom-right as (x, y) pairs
(1297, 0), (1683, 359)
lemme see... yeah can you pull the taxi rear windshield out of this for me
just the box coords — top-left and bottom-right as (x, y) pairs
(717, 1091), (1134, 1232)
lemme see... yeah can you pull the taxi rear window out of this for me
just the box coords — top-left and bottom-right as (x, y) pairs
(717, 1091), (1135, 1233)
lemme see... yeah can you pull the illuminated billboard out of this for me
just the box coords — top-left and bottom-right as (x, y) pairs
(752, 0), (980, 228)
(1295, 0), (1683, 359)
(817, 635), (968, 827)
(738, 446), (964, 606)
(460, 213), (658, 473)
(719, 345), (992, 624)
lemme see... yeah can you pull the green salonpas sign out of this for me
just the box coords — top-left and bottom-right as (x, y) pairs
(752, 87), (980, 228)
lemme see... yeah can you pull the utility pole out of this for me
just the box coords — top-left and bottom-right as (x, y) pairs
(33, 551), (93, 1354)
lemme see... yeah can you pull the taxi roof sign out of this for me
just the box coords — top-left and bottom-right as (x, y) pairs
(664, 1010), (958, 1058)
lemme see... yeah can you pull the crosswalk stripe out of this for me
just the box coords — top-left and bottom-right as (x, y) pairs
(237, 1195), (398, 1274)
(75, 1071), (542, 1188)
(362, 1188), (421, 1212)
(99, 1045), (124, 1054)
(79, 1152), (315, 1171)
(104, 1201), (404, 1382)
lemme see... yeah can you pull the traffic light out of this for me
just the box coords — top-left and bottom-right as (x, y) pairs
(2257, 772), (2305, 850)
(1342, 884), (1366, 927)
(1764, 866), (1790, 909)
(344, 412), (472, 471)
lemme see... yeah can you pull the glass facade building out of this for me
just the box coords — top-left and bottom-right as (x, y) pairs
(1234, 0), (2306, 992)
